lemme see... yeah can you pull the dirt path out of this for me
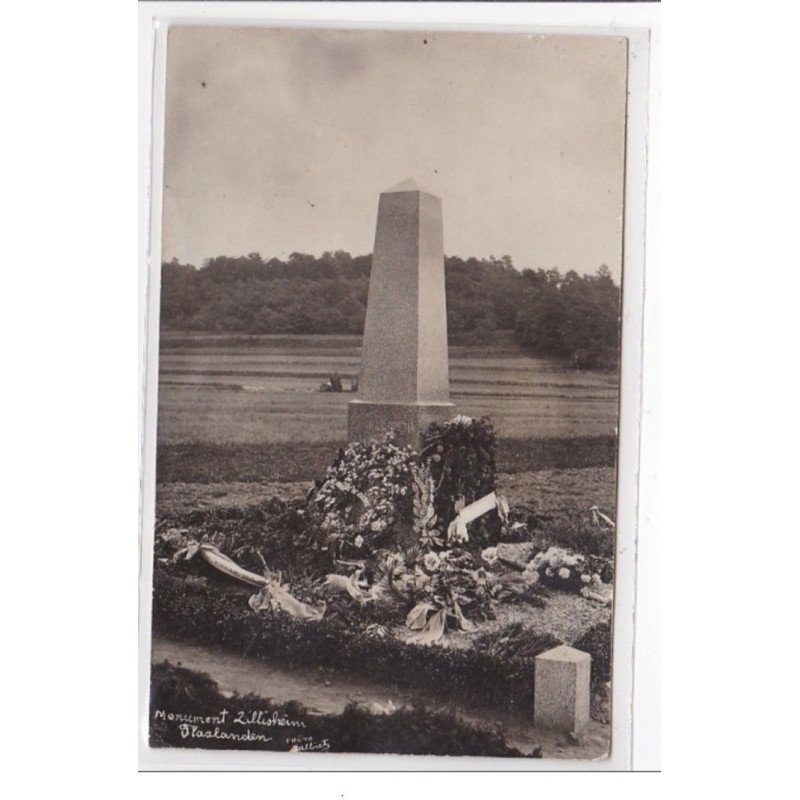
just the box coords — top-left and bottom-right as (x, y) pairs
(151, 636), (610, 761)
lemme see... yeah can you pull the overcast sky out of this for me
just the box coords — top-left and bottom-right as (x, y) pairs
(163, 27), (628, 279)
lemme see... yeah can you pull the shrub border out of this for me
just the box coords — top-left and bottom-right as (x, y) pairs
(152, 569), (558, 714)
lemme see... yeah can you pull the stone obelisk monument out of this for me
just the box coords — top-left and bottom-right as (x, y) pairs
(348, 179), (455, 446)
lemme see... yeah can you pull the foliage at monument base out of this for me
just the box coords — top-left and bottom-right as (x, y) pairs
(154, 414), (613, 649)
(420, 415), (500, 548)
(150, 661), (539, 758)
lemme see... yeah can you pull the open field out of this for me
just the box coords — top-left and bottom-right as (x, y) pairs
(156, 332), (619, 446)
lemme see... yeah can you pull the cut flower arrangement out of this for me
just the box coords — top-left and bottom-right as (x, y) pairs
(155, 417), (614, 645)
(309, 437), (416, 556)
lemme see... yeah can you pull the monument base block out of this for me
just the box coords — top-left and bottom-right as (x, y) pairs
(348, 400), (456, 447)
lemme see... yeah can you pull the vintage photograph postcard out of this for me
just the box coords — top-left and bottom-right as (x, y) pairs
(145, 24), (633, 762)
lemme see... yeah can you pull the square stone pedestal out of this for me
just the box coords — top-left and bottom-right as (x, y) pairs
(348, 400), (456, 448)
(534, 645), (592, 734)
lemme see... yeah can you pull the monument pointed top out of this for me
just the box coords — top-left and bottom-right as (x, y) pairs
(384, 178), (423, 194)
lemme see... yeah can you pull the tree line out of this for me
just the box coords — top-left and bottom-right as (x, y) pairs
(161, 251), (620, 369)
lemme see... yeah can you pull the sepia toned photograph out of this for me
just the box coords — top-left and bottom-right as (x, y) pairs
(147, 25), (628, 762)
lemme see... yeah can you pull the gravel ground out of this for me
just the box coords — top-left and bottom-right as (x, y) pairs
(394, 591), (611, 652)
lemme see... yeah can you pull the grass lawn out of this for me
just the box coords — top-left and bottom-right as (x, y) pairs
(156, 435), (616, 485)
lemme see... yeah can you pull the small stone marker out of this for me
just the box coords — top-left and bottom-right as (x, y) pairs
(496, 542), (538, 570)
(348, 179), (456, 446)
(534, 644), (591, 734)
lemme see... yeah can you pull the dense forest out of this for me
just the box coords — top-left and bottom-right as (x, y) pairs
(161, 252), (621, 369)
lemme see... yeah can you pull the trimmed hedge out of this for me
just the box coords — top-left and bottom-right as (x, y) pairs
(152, 569), (559, 715)
(150, 662), (538, 758)
(572, 621), (612, 693)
